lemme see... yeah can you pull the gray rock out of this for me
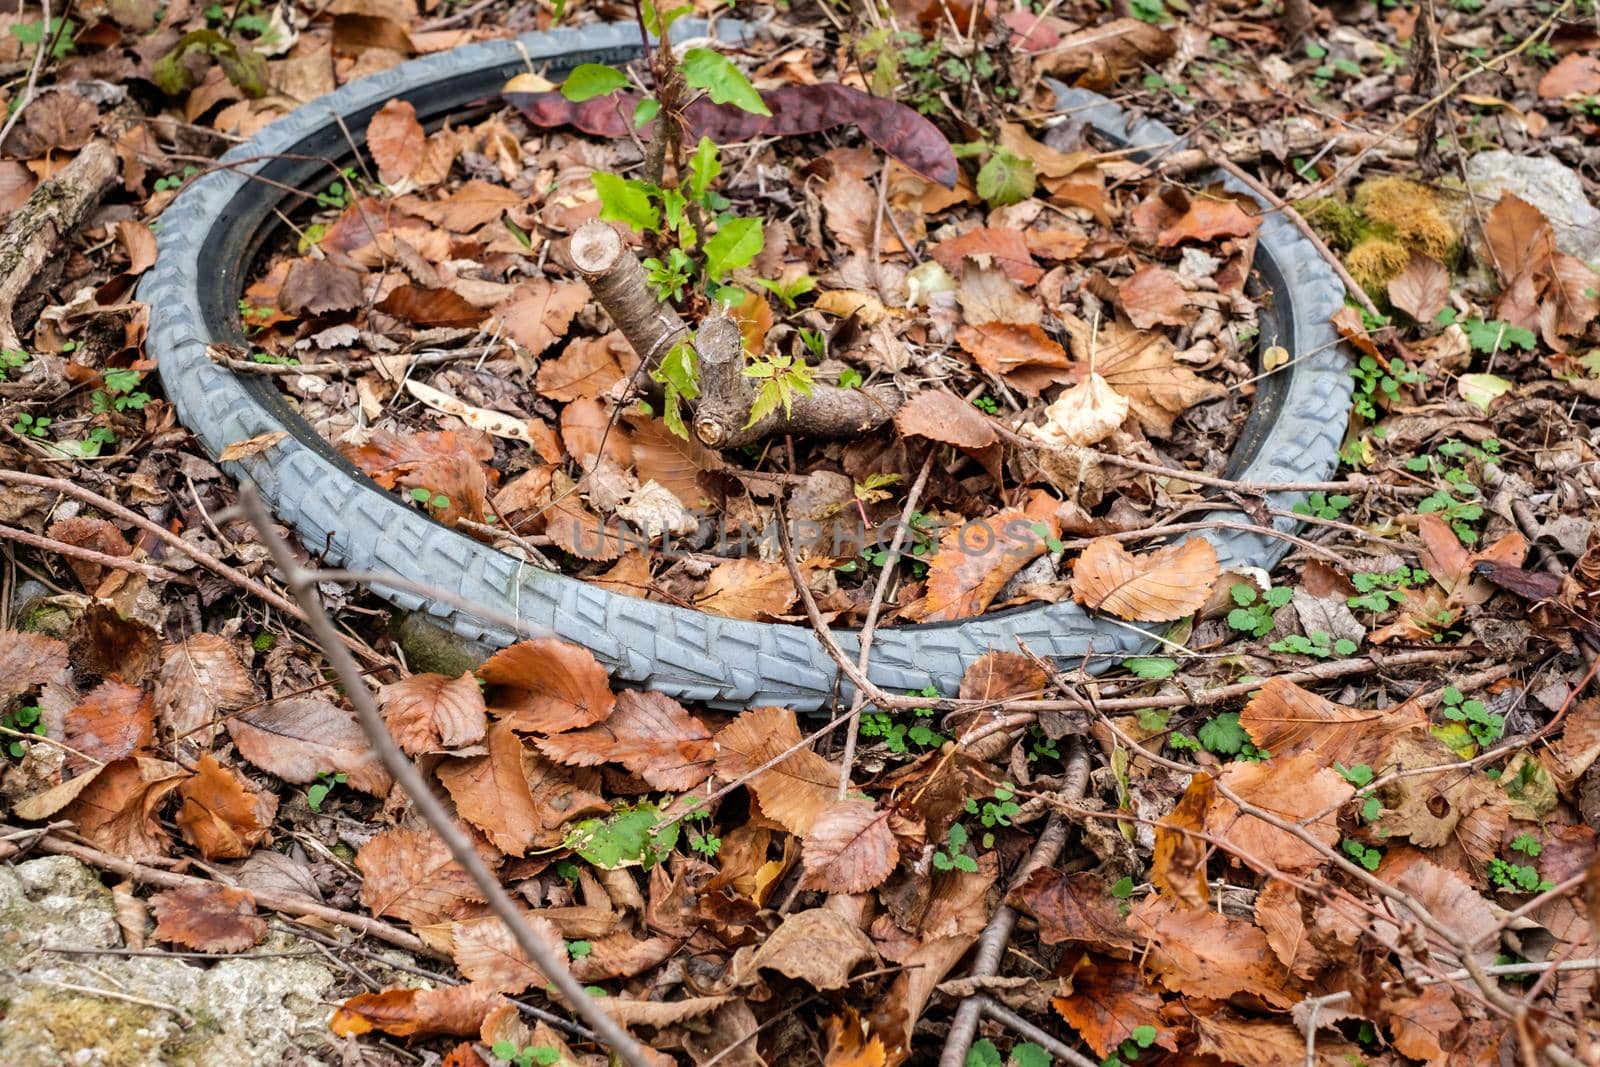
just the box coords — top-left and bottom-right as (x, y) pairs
(1465, 150), (1600, 264)
(0, 857), (342, 1067)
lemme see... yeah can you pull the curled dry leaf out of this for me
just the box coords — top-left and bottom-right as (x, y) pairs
(536, 689), (714, 793)
(60, 757), (188, 860)
(954, 322), (1072, 396)
(1060, 314), (1225, 437)
(715, 705), (843, 835)
(1071, 536), (1218, 621)
(920, 507), (1058, 622)
(46, 516), (131, 593)
(477, 637), (615, 733)
(1151, 772), (1213, 908)
(331, 983), (507, 1039)
(1118, 264), (1195, 330)
(739, 908), (877, 991)
(0, 629), (69, 702)
(1240, 676), (1426, 770)
(449, 911), (566, 993)
(154, 633), (255, 743)
(1052, 954), (1176, 1059)
(357, 826), (486, 927)
(367, 98), (426, 185)
(695, 558), (799, 621)
(958, 650), (1046, 702)
(380, 286), (484, 328)
(930, 227), (1043, 286)
(227, 695), (391, 795)
(436, 720), (545, 856)
(68, 603), (161, 686)
(1193, 1010), (1361, 1066)
(377, 671), (488, 755)
(150, 883), (267, 954)
(800, 798), (899, 894)
(175, 753), (278, 860)
(1027, 371), (1128, 447)
(1126, 894), (1296, 1007)
(217, 431), (287, 463)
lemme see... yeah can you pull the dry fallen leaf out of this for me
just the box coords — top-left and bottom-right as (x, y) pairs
(1205, 753), (1352, 873)
(1071, 536), (1218, 621)
(1386, 252), (1451, 323)
(174, 754), (278, 860)
(1151, 772), (1213, 908)
(893, 389), (998, 450)
(930, 227), (1043, 286)
(403, 380), (542, 444)
(437, 720), (546, 857)
(151, 883), (267, 953)
(1060, 314), (1225, 437)
(715, 705), (843, 835)
(331, 983), (507, 1039)
(378, 671), (487, 755)
(535, 689), (714, 792)
(367, 97), (426, 184)
(1052, 954), (1177, 1059)
(1026, 371), (1129, 447)
(695, 558), (799, 621)
(800, 798), (898, 894)
(954, 322), (1072, 396)
(1127, 894), (1296, 1007)
(921, 507), (1058, 622)
(218, 430), (288, 462)
(449, 911), (566, 993)
(60, 757), (188, 860)
(227, 695), (391, 795)
(357, 826), (486, 927)
(477, 637), (615, 734)
(62, 680), (155, 775)
(497, 277), (589, 357)
(154, 633), (256, 743)
(0, 629), (70, 702)
(740, 908), (877, 991)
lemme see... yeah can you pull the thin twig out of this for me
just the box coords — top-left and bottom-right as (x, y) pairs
(234, 487), (653, 1067)
(0, 0), (51, 152)
(837, 454), (934, 798)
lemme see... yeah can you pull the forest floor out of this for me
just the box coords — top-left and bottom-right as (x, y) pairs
(1, 0), (1599, 1065)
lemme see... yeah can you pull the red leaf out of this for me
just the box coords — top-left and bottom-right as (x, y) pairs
(505, 83), (956, 188)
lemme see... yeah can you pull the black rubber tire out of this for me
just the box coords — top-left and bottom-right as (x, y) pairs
(140, 23), (1352, 710)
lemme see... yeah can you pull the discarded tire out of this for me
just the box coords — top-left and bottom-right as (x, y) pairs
(140, 23), (1353, 710)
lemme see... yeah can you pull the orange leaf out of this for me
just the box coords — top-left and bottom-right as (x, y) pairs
(1539, 52), (1600, 99)
(1071, 536), (1217, 621)
(0, 629), (69, 702)
(1126, 894), (1296, 1007)
(155, 633), (255, 743)
(535, 689), (714, 792)
(1239, 676), (1426, 770)
(175, 754), (278, 860)
(63, 680), (154, 776)
(356, 826), (486, 926)
(437, 720), (547, 857)
(367, 98), (425, 184)
(954, 322), (1072, 396)
(61, 757), (187, 860)
(715, 706), (842, 836)
(377, 284), (485, 328)
(1151, 772), (1212, 908)
(151, 883), (267, 953)
(958, 650), (1045, 702)
(930, 227), (1043, 286)
(497, 277), (589, 356)
(800, 798), (898, 894)
(1117, 264), (1194, 329)
(1386, 252), (1450, 323)
(449, 911), (566, 993)
(477, 637), (615, 733)
(404, 179), (521, 232)
(1052, 954), (1175, 1058)
(331, 983), (507, 1039)
(1008, 868), (1142, 953)
(920, 508), (1056, 622)
(695, 558), (799, 621)
(378, 671), (488, 755)
(627, 414), (722, 507)
(535, 330), (636, 402)
(1060, 314), (1224, 437)
(1204, 753), (1351, 873)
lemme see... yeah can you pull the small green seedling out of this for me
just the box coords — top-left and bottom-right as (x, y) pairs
(490, 1042), (561, 1067)
(12, 412), (50, 438)
(932, 822), (978, 873)
(2, 704), (45, 758)
(307, 771), (347, 812)
(1342, 837), (1383, 871)
(1227, 583), (1292, 637)
(1439, 685), (1503, 748)
(1270, 631), (1359, 659)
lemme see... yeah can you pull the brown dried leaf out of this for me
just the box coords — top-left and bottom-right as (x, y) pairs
(405, 179), (521, 231)
(921, 508), (1057, 622)
(151, 883), (267, 953)
(930, 228), (1043, 286)
(278, 258), (364, 317)
(1240, 676), (1427, 769)
(535, 331), (636, 402)
(1052, 954), (1176, 1058)
(1145, 193), (1261, 247)
(449, 911), (566, 993)
(1127, 894), (1296, 1007)
(535, 689), (713, 792)
(228, 695), (391, 795)
(1152, 772), (1213, 908)
(695, 558), (798, 621)
(47, 516), (131, 592)
(1061, 314), (1225, 436)
(715, 705), (842, 835)
(377, 284), (485, 328)
(498, 278), (589, 357)
(154, 633), (255, 743)
(893, 390), (998, 450)
(367, 98), (425, 184)
(62, 680), (154, 776)
(378, 671), (488, 755)
(627, 414), (722, 508)
(1118, 264), (1194, 329)
(954, 322), (1071, 396)
(344, 428), (494, 490)
(437, 720), (547, 857)
(174, 754), (277, 860)
(1071, 536), (1218, 621)
(958, 651), (1046, 702)
(1389, 984), (1464, 1063)
(68, 603), (161, 685)
(745, 908), (877, 991)
(1008, 868), (1139, 953)
(1206, 753), (1352, 873)
(800, 798), (898, 894)
(1387, 252), (1451, 323)
(1539, 52), (1600, 99)
(357, 826), (485, 927)
(478, 637), (615, 733)
(1254, 879), (1330, 979)
(0, 629), (69, 702)
(61, 758), (187, 860)
(1193, 1011), (1359, 1066)
(331, 983), (507, 1039)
